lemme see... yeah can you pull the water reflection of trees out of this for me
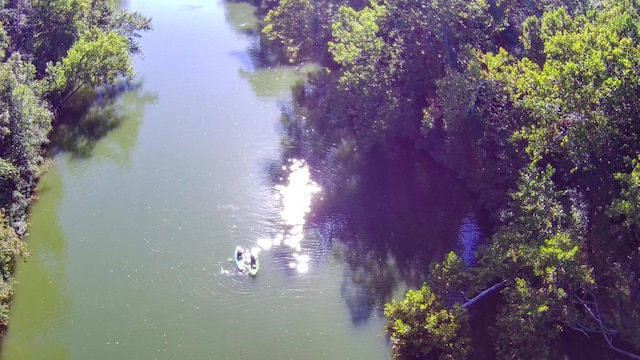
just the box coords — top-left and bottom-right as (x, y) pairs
(48, 79), (157, 159)
(274, 106), (480, 323)
(330, 151), (470, 320)
(226, 0), (480, 324)
(224, 0), (295, 71)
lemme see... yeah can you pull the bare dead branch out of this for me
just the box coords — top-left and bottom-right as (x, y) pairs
(570, 291), (640, 359)
(462, 278), (511, 309)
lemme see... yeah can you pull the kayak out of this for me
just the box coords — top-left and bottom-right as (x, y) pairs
(248, 253), (259, 277)
(234, 246), (246, 271)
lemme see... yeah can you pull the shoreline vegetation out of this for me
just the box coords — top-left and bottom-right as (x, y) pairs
(254, 0), (640, 357)
(0, 0), (150, 336)
(2, 0), (639, 358)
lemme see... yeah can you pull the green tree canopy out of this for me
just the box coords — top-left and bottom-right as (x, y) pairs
(263, 0), (640, 355)
(384, 283), (471, 360)
(45, 29), (133, 107)
(263, 0), (344, 64)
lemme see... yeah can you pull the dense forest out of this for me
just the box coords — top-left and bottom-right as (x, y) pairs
(0, 0), (150, 335)
(255, 0), (640, 358)
(1, 0), (639, 357)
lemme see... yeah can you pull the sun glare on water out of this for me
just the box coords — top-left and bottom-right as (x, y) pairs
(258, 159), (320, 273)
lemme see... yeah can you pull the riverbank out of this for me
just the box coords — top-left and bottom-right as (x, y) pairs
(0, 0), (151, 338)
(0, 2), (392, 359)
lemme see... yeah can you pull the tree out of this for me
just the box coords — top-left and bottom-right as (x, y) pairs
(3, 0), (151, 79)
(472, 6), (640, 354)
(604, 156), (640, 352)
(262, 0), (343, 64)
(328, 2), (408, 151)
(493, 277), (562, 359)
(481, 4), (640, 180)
(610, 156), (640, 232)
(83, 0), (152, 56)
(45, 29), (133, 109)
(385, 283), (471, 360)
(326, 0), (497, 154)
(22, 0), (89, 74)
(265, 0), (640, 354)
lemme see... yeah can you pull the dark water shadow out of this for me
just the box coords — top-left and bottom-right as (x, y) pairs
(241, 0), (483, 324)
(271, 94), (491, 324)
(268, 120), (483, 325)
(313, 148), (480, 325)
(48, 79), (157, 159)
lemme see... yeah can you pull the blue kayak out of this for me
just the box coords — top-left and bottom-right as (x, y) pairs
(234, 246), (246, 271)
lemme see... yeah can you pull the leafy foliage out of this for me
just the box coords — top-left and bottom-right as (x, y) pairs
(475, 163), (594, 357)
(46, 29), (133, 107)
(262, 0), (345, 64)
(262, 0), (640, 354)
(384, 284), (471, 360)
(0, 212), (27, 329)
(611, 156), (640, 232)
(0, 53), (52, 233)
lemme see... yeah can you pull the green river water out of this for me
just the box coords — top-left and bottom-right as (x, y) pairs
(0, 1), (394, 359)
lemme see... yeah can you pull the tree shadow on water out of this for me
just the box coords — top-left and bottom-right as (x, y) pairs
(308, 146), (480, 326)
(222, 0), (302, 71)
(48, 79), (158, 159)
(335, 239), (399, 326)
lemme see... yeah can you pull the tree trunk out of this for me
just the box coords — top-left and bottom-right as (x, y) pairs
(462, 278), (511, 309)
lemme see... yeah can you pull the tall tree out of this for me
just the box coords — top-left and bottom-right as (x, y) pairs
(263, 0), (343, 64)
(24, 0), (88, 74)
(45, 29), (133, 108)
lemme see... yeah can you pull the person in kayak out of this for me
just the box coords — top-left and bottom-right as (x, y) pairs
(236, 249), (244, 261)
(250, 254), (257, 267)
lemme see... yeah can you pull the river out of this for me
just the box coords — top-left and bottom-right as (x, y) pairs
(0, 1), (479, 359)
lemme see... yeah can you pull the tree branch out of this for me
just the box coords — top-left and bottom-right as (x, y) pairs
(571, 292), (640, 359)
(58, 81), (88, 109)
(462, 278), (511, 309)
(603, 339), (640, 360)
